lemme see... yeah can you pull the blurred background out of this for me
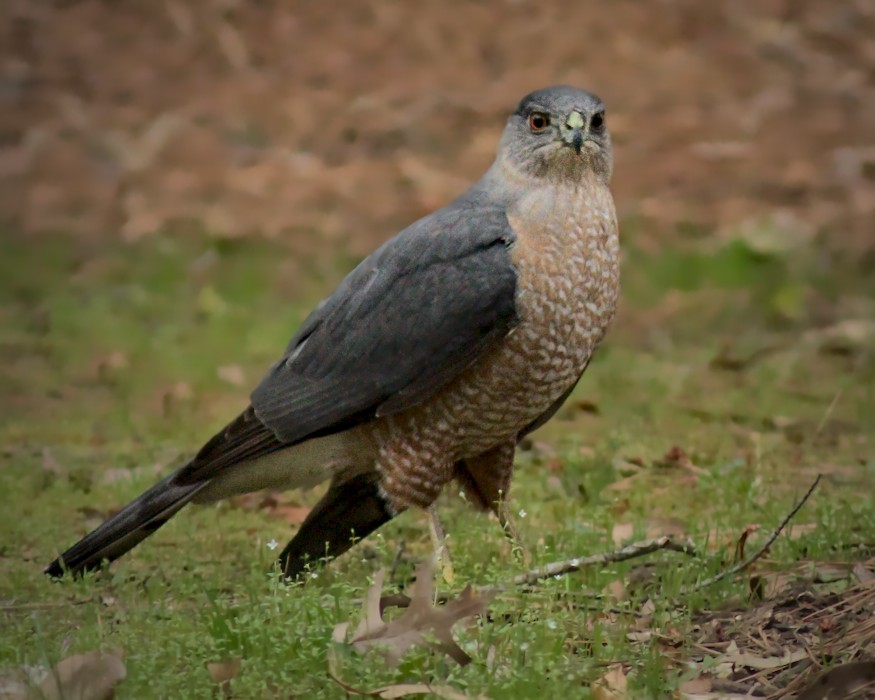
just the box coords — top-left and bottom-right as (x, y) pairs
(1, 0), (873, 255)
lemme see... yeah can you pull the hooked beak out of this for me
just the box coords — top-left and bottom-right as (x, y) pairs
(563, 110), (587, 154)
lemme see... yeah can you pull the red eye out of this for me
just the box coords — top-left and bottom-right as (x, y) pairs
(528, 112), (549, 132)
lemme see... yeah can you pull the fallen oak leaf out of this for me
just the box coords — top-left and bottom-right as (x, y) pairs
(206, 657), (242, 698)
(336, 559), (491, 668)
(678, 673), (713, 694)
(271, 504), (311, 525)
(217, 364), (245, 387)
(41, 448), (63, 477)
(37, 649), (126, 700)
(716, 647), (808, 671)
(591, 664), (627, 700)
(852, 562), (874, 584)
(328, 675), (480, 699)
(229, 492), (311, 524)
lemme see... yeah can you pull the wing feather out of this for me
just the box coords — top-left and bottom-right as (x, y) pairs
(178, 191), (518, 484)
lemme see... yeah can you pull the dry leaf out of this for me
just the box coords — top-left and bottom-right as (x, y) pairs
(604, 474), (641, 492)
(217, 365), (245, 387)
(271, 504), (311, 525)
(717, 648), (807, 671)
(329, 674), (479, 699)
(335, 560), (491, 668)
(36, 650), (126, 700)
(734, 524), (760, 562)
(679, 674), (713, 694)
(852, 562), (874, 584)
(611, 522), (634, 546)
(42, 448), (64, 477)
(207, 657), (242, 697)
(229, 492), (311, 525)
(605, 578), (627, 602)
(94, 351), (129, 381)
(656, 445), (705, 474)
(591, 664), (628, 700)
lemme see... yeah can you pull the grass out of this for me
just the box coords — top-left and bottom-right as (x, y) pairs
(0, 227), (873, 698)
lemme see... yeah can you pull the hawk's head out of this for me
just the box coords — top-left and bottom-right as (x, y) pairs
(499, 85), (612, 184)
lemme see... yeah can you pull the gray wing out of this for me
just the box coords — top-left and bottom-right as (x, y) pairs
(177, 190), (517, 484)
(177, 192), (518, 484)
(254, 195), (518, 442)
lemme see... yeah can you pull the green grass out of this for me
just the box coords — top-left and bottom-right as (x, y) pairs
(0, 228), (873, 698)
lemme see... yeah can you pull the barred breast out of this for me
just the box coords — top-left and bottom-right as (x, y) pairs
(375, 175), (620, 511)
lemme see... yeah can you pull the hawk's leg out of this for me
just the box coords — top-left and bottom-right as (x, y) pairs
(376, 435), (457, 579)
(454, 440), (531, 565)
(427, 503), (455, 583)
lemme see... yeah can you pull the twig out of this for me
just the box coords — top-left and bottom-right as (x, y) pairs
(374, 536), (696, 610)
(689, 474), (822, 592)
(513, 535), (698, 587)
(0, 598), (93, 613)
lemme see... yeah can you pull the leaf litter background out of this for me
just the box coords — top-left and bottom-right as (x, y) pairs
(1, 0), (873, 252)
(1, 0), (874, 698)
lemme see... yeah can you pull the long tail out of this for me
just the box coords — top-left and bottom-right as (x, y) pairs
(45, 469), (207, 578)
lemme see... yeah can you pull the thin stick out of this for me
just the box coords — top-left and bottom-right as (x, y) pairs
(375, 536), (695, 610)
(513, 535), (698, 587)
(0, 598), (93, 612)
(689, 474), (822, 592)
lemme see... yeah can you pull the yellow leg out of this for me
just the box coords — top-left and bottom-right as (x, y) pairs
(427, 504), (454, 584)
(496, 496), (531, 567)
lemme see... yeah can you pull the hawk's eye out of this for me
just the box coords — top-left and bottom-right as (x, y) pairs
(590, 111), (605, 132)
(528, 112), (550, 132)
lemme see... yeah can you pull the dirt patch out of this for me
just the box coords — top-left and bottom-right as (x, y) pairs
(2, 0), (874, 253)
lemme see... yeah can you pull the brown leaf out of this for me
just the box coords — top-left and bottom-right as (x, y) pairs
(717, 648), (807, 671)
(679, 674), (713, 694)
(656, 445), (705, 475)
(38, 650), (126, 700)
(852, 562), (874, 584)
(41, 448), (63, 476)
(207, 657), (242, 698)
(94, 351), (129, 382)
(271, 504), (311, 525)
(229, 493), (311, 524)
(591, 664), (628, 700)
(604, 474), (641, 492)
(217, 364), (246, 387)
(329, 674), (479, 699)
(337, 560), (491, 668)
(611, 523), (634, 546)
(734, 524), (760, 562)
(570, 399), (600, 415)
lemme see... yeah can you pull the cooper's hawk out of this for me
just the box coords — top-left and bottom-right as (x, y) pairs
(46, 85), (619, 580)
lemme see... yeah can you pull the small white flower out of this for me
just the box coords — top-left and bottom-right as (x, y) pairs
(520, 642), (530, 651)
(546, 619), (558, 630)
(518, 509), (527, 518)
(266, 539), (279, 551)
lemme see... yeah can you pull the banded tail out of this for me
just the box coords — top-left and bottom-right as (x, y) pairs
(45, 469), (206, 578)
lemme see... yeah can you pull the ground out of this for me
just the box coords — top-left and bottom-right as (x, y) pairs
(0, 228), (872, 698)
